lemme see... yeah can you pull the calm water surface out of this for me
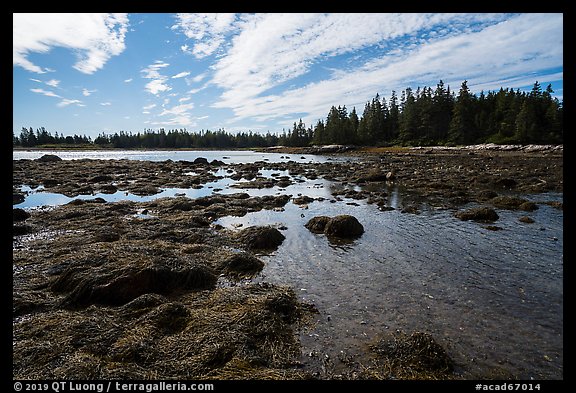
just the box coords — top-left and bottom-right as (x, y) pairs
(13, 150), (563, 379)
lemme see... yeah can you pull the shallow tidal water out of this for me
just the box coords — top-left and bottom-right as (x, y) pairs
(13, 150), (563, 379)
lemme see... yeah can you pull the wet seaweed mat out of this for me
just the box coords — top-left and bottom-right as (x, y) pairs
(13, 284), (311, 379)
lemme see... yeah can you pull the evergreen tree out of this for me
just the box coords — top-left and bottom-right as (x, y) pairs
(449, 80), (477, 145)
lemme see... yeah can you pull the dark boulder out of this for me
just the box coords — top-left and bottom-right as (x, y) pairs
(293, 195), (315, 205)
(36, 154), (62, 162)
(455, 206), (499, 222)
(305, 216), (331, 234)
(193, 157), (209, 165)
(236, 226), (286, 251)
(13, 208), (30, 222)
(489, 196), (530, 210)
(13, 193), (25, 205)
(519, 201), (538, 211)
(324, 215), (364, 238)
(306, 215), (364, 239)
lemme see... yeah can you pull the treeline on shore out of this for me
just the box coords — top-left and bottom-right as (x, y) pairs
(14, 80), (562, 149)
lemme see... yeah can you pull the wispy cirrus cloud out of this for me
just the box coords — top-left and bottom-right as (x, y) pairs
(171, 71), (190, 79)
(45, 79), (60, 88)
(30, 88), (61, 98)
(141, 61), (172, 95)
(13, 13), (129, 74)
(30, 87), (84, 108)
(57, 98), (84, 108)
(154, 101), (196, 127)
(82, 88), (97, 96)
(205, 13), (562, 127)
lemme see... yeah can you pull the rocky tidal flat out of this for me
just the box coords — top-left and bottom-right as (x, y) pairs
(12, 147), (563, 380)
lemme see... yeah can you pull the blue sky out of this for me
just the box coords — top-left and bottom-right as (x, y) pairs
(13, 13), (563, 139)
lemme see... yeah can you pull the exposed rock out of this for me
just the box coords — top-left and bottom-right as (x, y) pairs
(306, 215), (364, 239)
(519, 216), (535, 224)
(193, 157), (209, 165)
(36, 154), (62, 162)
(455, 207), (499, 222)
(220, 252), (265, 278)
(489, 196), (524, 209)
(304, 216), (331, 234)
(99, 184), (118, 194)
(236, 226), (286, 251)
(13, 208), (30, 222)
(371, 331), (454, 376)
(129, 185), (160, 196)
(293, 195), (315, 205)
(13, 193), (25, 205)
(519, 201), (538, 211)
(477, 190), (498, 201)
(324, 215), (364, 238)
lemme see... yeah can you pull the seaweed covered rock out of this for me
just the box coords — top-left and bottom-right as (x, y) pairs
(455, 206), (499, 222)
(36, 154), (62, 162)
(236, 226), (286, 251)
(489, 195), (538, 211)
(306, 215), (364, 239)
(304, 216), (331, 233)
(53, 265), (217, 308)
(324, 215), (364, 238)
(370, 331), (454, 379)
(220, 252), (265, 278)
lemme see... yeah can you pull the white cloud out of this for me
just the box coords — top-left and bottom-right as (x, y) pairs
(172, 13), (237, 58)
(154, 101), (197, 127)
(45, 79), (60, 87)
(172, 71), (191, 79)
(143, 103), (157, 110)
(145, 80), (171, 95)
(141, 61), (172, 95)
(178, 96), (192, 103)
(29, 78), (42, 83)
(124, 78), (133, 83)
(100, 102), (112, 106)
(13, 13), (129, 74)
(57, 98), (84, 107)
(208, 13), (562, 127)
(30, 88), (61, 98)
(159, 102), (195, 117)
(82, 88), (97, 96)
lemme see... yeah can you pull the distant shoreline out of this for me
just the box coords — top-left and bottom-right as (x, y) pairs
(13, 143), (564, 154)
